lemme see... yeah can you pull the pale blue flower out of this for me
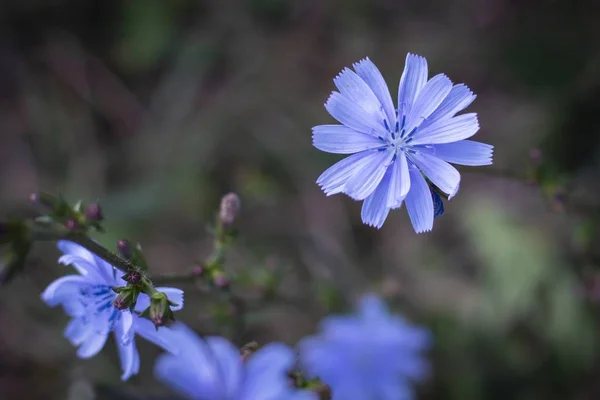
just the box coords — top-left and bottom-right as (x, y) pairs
(154, 323), (316, 400)
(298, 294), (431, 400)
(313, 53), (493, 232)
(41, 240), (184, 380)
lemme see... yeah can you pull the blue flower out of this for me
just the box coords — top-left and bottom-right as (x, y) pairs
(313, 53), (493, 232)
(298, 294), (431, 400)
(154, 323), (316, 400)
(41, 240), (184, 380)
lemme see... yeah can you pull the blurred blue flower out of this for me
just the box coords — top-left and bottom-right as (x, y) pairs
(298, 294), (431, 400)
(41, 240), (184, 380)
(313, 53), (493, 232)
(154, 323), (316, 400)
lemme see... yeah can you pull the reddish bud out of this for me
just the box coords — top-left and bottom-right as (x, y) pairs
(213, 274), (230, 290)
(85, 203), (103, 222)
(64, 219), (79, 230)
(219, 193), (241, 227)
(117, 239), (132, 259)
(123, 270), (141, 284)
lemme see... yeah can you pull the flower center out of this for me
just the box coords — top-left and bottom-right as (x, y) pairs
(79, 284), (121, 329)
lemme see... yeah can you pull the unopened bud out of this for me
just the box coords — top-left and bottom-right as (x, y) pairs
(219, 193), (241, 227)
(212, 273), (230, 290)
(192, 264), (205, 277)
(112, 286), (139, 310)
(117, 239), (132, 259)
(147, 292), (176, 328)
(85, 203), (103, 222)
(64, 219), (79, 231)
(122, 270), (141, 284)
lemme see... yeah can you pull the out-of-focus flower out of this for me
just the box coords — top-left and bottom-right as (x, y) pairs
(154, 323), (316, 400)
(41, 240), (184, 380)
(219, 192), (241, 227)
(298, 294), (431, 400)
(313, 53), (493, 232)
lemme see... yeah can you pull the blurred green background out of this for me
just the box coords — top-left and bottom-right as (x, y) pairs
(1, 0), (600, 399)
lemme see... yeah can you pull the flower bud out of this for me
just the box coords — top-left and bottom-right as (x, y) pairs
(112, 286), (139, 310)
(85, 203), (103, 222)
(147, 292), (176, 328)
(212, 273), (230, 290)
(64, 219), (80, 231)
(192, 264), (205, 278)
(219, 193), (241, 227)
(117, 239), (132, 259)
(122, 270), (141, 284)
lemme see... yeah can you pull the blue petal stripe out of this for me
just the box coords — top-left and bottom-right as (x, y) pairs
(353, 58), (397, 128)
(420, 84), (476, 130)
(397, 54), (428, 118)
(417, 140), (493, 166)
(343, 149), (395, 200)
(404, 167), (434, 233)
(317, 149), (385, 196)
(411, 113), (479, 145)
(408, 152), (461, 197)
(312, 125), (386, 154)
(361, 168), (392, 228)
(334, 67), (387, 124)
(404, 74), (453, 135)
(386, 152), (410, 208)
(325, 92), (387, 136)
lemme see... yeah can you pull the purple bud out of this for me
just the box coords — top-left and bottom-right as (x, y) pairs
(117, 239), (132, 259)
(219, 193), (241, 227)
(64, 219), (79, 230)
(85, 203), (103, 222)
(192, 264), (205, 277)
(112, 286), (139, 310)
(123, 270), (141, 284)
(213, 274), (230, 290)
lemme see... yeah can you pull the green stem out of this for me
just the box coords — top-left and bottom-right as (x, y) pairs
(27, 221), (136, 275)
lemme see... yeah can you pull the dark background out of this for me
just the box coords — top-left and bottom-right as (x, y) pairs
(1, 0), (600, 399)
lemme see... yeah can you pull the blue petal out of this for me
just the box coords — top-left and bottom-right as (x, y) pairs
(386, 152), (410, 208)
(344, 149), (394, 200)
(411, 113), (479, 145)
(419, 84), (476, 130)
(397, 54), (428, 118)
(119, 310), (135, 345)
(408, 152), (461, 197)
(64, 318), (93, 346)
(76, 331), (109, 359)
(334, 67), (388, 128)
(357, 294), (390, 321)
(417, 140), (493, 166)
(404, 167), (434, 233)
(353, 58), (396, 129)
(404, 74), (453, 134)
(133, 315), (180, 354)
(312, 125), (385, 154)
(154, 352), (213, 398)
(361, 168), (392, 229)
(116, 338), (140, 381)
(241, 344), (302, 400)
(325, 92), (387, 136)
(317, 149), (387, 196)
(58, 241), (116, 284)
(41, 275), (87, 307)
